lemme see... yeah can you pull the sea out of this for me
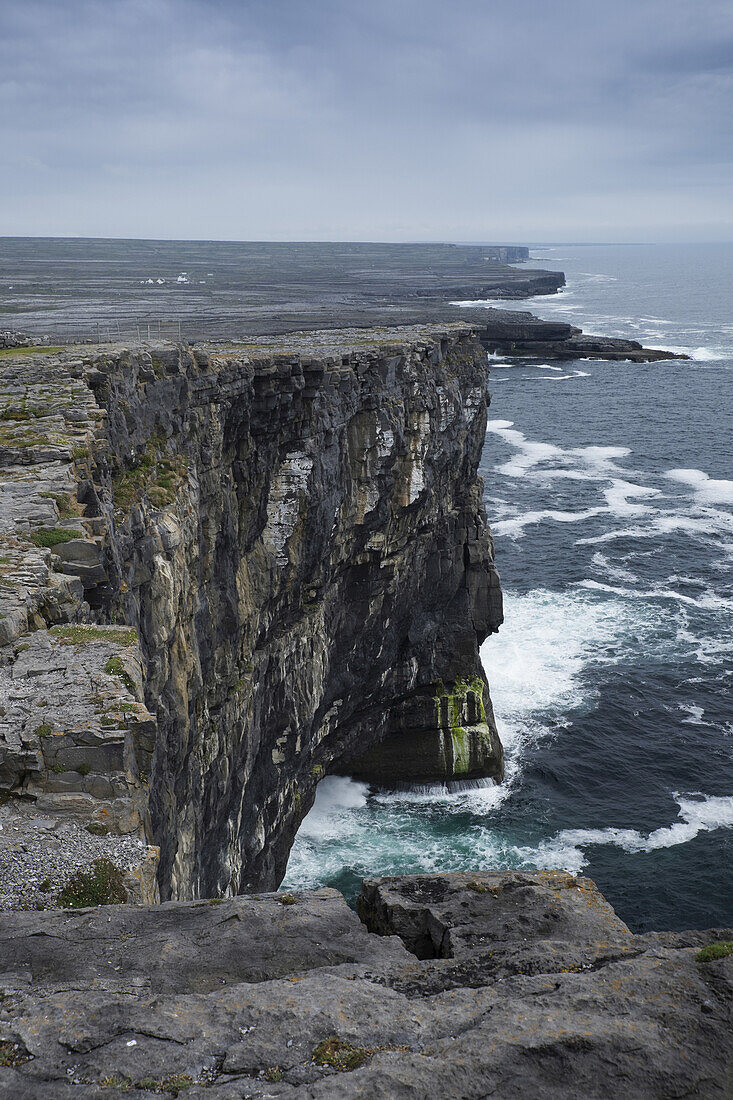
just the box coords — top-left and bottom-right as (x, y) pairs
(283, 242), (733, 933)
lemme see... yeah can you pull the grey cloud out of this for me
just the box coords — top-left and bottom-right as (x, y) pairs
(0, 0), (730, 240)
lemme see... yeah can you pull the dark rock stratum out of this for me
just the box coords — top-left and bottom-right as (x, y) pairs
(0, 871), (731, 1098)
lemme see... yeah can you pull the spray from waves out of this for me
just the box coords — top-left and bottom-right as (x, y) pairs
(515, 793), (733, 874)
(283, 587), (651, 892)
(654, 345), (727, 363)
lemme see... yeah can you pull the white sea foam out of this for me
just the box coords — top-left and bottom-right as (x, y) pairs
(666, 468), (733, 506)
(493, 507), (606, 538)
(602, 479), (661, 517)
(678, 703), (705, 725)
(576, 506), (733, 545)
(517, 794), (733, 873)
(653, 345), (725, 362)
(591, 552), (638, 584)
(577, 578), (731, 612)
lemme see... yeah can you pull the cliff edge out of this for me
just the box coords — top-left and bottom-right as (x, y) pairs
(0, 325), (502, 903)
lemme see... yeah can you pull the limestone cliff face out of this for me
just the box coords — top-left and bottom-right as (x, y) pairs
(0, 325), (503, 903)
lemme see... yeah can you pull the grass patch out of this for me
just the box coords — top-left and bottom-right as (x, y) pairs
(85, 821), (109, 836)
(29, 527), (78, 548)
(57, 859), (127, 908)
(135, 1076), (193, 1096)
(0, 1040), (30, 1067)
(312, 1037), (371, 1073)
(0, 345), (63, 358)
(279, 893), (297, 906)
(112, 431), (187, 515)
(696, 941), (733, 963)
(104, 655), (136, 694)
(51, 623), (138, 646)
(40, 491), (80, 519)
(34, 723), (53, 738)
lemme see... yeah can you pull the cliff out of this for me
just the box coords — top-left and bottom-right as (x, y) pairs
(0, 871), (730, 1097)
(0, 325), (502, 905)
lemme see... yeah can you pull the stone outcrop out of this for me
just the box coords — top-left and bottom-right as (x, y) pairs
(0, 871), (730, 1098)
(0, 332), (48, 351)
(0, 326), (503, 904)
(477, 308), (687, 361)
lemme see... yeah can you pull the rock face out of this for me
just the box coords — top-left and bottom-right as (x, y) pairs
(1, 872), (731, 1098)
(477, 308), (687, 361)
(0, 326), (503, 903)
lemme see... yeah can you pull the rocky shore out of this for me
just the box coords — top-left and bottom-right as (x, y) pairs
(476, 308), (686, 362)
(1, 871), (731, 1098)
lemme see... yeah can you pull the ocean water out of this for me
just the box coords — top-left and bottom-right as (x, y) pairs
(283, 243), (733, 933)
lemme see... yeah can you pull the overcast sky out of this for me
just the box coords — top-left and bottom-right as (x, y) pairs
(1, 0), (731, 242)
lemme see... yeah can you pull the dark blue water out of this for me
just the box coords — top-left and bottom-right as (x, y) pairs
(284, 244), (733, 933)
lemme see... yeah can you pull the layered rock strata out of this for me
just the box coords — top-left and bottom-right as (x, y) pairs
(0, 326), (503, 904)
(0, 871), (730, 1098)
(477, 308), (686, 361)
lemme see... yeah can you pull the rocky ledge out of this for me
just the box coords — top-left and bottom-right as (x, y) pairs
(0, 871), (731, 1098)
(476, 308), (687, 362)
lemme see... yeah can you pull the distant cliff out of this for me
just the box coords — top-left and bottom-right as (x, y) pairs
(0, 325), (502, 904)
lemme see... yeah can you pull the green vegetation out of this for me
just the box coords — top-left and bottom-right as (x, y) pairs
(40, 491), (80, 519)
(279, 893), (298, 906)
(112, 431), (188, 514)
(34, 723), (53, 738)
(104, 655), (136, 694)
(85, 822), (109, 836)
(0, 1040), (29, 1067)
(696, 941), (733, 963)
(51, 624), (138, 646)
(29, 526), (78, 548)
(264, 1067), (284, 1082)
(467, 880), (502, 896)
(57, 859), (128, 909)
(77, 762), (91, 776)
(71, 444), (90, 461)
(433, 677), (489, 776)
(0, 345), (63, 358)
(312, 1037), (371, 1073)
(134, 1076), (193, 1096)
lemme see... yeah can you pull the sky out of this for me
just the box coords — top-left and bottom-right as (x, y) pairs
(0, 0), (731, 242)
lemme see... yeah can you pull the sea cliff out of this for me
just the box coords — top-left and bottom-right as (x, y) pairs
(0, 325), (502, 904)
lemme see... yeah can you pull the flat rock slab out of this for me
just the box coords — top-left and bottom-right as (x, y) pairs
(0, 887), (409, 995)
(0, 873), (731, 1099)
